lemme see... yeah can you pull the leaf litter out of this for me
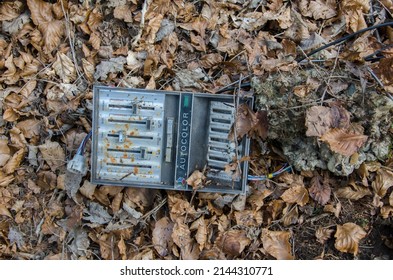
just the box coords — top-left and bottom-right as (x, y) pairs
(0, 0), (392, 260)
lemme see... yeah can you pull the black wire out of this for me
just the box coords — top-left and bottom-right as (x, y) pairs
(296, 21), (393, 63)
(216, 22), (393, 94)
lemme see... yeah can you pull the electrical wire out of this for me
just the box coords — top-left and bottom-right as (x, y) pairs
(296, 21), (393, 63)
(76, 131), (92, 155)
(247, 163), (292, 181)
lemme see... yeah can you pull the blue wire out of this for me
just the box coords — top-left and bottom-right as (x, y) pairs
(247, 165), (292, 181)
(76, 131), (92, 155)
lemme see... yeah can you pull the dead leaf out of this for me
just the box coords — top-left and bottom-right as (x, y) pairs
(305, 106), (333, 137)
(79, 180), (97, 200)
(83, 202), (112, 225)
(324, 202), (342, 218)
(282, 205), (299, 226)
(3, 108), (19, 122)
(82, 58), (94, 82)
(39, 140), (65, 171)
(200, 53), (223, 68)
(334, 222), (367, 255)
(335, 181), (372, 200)
(153, 217), (174, 257)
(53, 53), (76, 84)
(3, 148), (25, 174)
(0, 138), (11, 167)
(320, 128), (368, 157)
(372, 169), (393, 198)
(261, 229), (294, 260)
(309, 172), (331, 205)
(114, 4), (134, 23)
(234, 210), (263, 227)
(0, 1), (24, 21)
(16, 118), (41, 139)
(190, 216), (207, 251)
(316, 227), (334, 244)
(281, 185), (309, 206)
(380, 206), (393, 219)
(0, 204), (12, 218)
(27, 0), (65, 53)
(186, 170), (206, 190)
(247, 188), (273, 211)
(172, 219), (200, 260)
(216, 229), (251, 256)
(94, 56), (126, 81)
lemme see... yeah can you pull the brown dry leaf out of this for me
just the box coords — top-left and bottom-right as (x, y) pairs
(306, 105), (351, 137)
(27, 0), (65, 53)
(38, 140), (66, 172)
(324, 202), (342, 218)
(79, 180), (97, 200)
(146, 14), (163, 44)
(0, 204), (12, 218)
(186, 170), (206, 190)
(53, 53), (76, 84)
(82, 58), (94, 82)
(234, 210), (263, 227)
(172, 219), (200, 260)
(305, 106), (333, 137)
(372, 169), (393, 198)
(281, 185), (309, 206)
(251, 110), (269, 140)
(282, 205), (299, 227)
(261, 229), (294, 260)
(3, 148), (25, 174)
(200, 53), (223, 68)
(334, 222), (367, 255)
(190, 216), (207, 251)
(0, 1), (24, 21)
(114, 5), (134, 23)
(232, 103), (256, 140)
(320, 128), (368, 157)
(380, 206), (393, 219)
(16, 118), (41, 139)
(0, 172), (14, 187)
(309, 172), (331, 205)
(216, 229), (251, 257)
(307, 0), (337, 20)
(335, 181), (372, 200)
(0, 139), (11, 167)
(124, 188), (156, 212)
(315, 227), (334, 244)
(2, 108), (19, 122)
(247, 188), (273, 211)
(190, 33), (206, 52)
(152, 217), (174, 257)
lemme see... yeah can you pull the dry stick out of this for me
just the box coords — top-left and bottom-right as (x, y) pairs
(60, 0), (84, 80)
(141, 197), (167, 221)
(320, 48), (341, 105)
(132, 0), (152, 47)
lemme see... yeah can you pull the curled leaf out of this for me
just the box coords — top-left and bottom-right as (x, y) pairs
(316, 227), (334, 244)
(216, 229), (251, 256)
(334, 222), (367, 255)
(186, 170), (206, 190)
(153, 217), (174, 257)
(261, 229), (294, 260)
(309, 172), (331, 205)
(372, 169), (393, 198)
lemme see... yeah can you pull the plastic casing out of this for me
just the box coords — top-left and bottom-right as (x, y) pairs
(91, 85), (253, 194)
